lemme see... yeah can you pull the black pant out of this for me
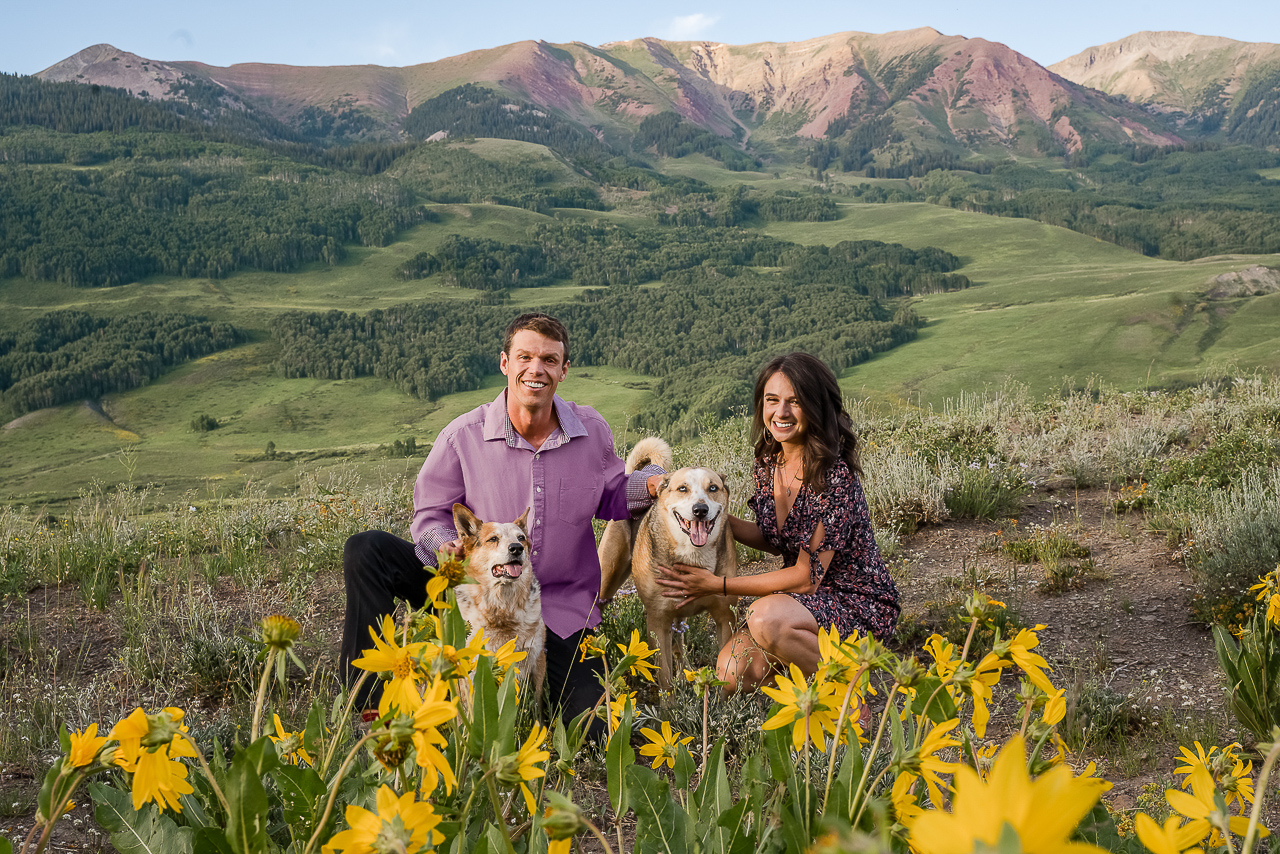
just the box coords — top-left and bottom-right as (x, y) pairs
(341, 530), (605, 734)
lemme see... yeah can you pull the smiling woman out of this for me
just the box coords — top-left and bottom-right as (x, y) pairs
(657, 351), (901, 694)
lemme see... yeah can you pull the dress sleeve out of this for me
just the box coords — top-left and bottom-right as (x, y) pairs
(800, 463), (858, 562)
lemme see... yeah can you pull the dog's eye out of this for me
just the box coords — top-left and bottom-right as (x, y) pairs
(487, 536), (499, 544)
(709, 484), (719, 491)
(677, 485), (687, 492)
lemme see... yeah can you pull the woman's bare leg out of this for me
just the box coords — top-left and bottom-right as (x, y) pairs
(716, 594), (821, 693)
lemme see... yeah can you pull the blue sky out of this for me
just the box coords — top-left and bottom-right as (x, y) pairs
(6, 0), (1276, 76)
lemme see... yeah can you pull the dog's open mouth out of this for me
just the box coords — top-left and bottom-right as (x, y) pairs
(491, 562), (524, 579)
(674, 511), (716, 547)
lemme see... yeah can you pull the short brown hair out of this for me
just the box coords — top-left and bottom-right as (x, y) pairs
(503, 313), (570, 362)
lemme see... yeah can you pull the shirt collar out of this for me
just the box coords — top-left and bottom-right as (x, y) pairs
(482, 389), (587, 446)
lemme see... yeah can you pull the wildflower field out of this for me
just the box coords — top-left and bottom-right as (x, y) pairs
(2, 373), (1280, 853)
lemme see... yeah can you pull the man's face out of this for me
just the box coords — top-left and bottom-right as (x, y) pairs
(500, 329), (569, 409)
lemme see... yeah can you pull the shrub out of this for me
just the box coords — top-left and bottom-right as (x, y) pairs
(1188, 466), (1280, 623)
(190, 413), (219, 432)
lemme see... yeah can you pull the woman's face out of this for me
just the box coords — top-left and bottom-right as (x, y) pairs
(762, 371), (807, 447)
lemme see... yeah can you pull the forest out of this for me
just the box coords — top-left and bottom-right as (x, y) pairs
(0, 309), (242, 417)
(276, 231), (946, 433)
(398, 223), (968, 294)
(915, 145), (1280, 259)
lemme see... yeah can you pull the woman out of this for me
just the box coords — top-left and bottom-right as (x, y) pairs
(658, 352), (899, 692)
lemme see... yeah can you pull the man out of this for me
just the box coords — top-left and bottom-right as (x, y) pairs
(340, 312), (663, 726)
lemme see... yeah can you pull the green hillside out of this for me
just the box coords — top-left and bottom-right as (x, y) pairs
(3, 194), (1278, 509)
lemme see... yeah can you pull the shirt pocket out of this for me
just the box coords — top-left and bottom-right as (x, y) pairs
(556, 478), (600, 525)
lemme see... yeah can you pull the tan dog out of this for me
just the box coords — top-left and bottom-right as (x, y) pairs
(598, 437), (738, 689)
(453, 504), (546, 700)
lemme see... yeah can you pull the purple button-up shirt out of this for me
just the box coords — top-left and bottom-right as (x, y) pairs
(411, 390), (660, 637)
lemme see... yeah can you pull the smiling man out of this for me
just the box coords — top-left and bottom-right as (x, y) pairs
(340, 312), (663, 729)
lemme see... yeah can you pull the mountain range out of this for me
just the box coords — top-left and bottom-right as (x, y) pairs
(34, 29), (1280, 159)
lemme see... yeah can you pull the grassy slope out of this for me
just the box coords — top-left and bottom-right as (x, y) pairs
(765, 203), (1280, 404)
(3, 181), (1280, 507)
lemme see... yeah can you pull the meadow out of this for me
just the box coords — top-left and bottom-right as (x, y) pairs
(2, 372), (1279, 852)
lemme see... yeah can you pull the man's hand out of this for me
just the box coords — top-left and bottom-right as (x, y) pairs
(646, 473), (664, 498)
(439, 539), (464, 557)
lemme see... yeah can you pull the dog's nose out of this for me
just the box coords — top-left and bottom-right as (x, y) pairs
(508, 542), (524, 558)
(692, 502), (709, 519)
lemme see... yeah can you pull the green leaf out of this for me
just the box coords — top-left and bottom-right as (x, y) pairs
(713, 799), (755, 854)
(761, 713), (792, 784)
(673, 744), (696, 793)
(911, 676), (958, 724)
(273, 764), (329, 840)
(224, 739), (277, 854)
(482, 822), (509, 854)
(606, 701), (636, 817)
(35, 761), (61, 823)
(192, 828), (235, 854)
(827, 743), (866, 824)
(690, 738), (731, 825)
(467, 655), (501, 760)
(627, 765), (691, 854)
(0, 835), (14, 854)
(777, 798), (810, 854)
(89, 782), (195, 854)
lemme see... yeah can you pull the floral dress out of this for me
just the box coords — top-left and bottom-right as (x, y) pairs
(746, 454), (900, 639)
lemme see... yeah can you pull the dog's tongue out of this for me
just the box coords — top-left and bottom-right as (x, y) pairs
(496, 562), (523, 578)
(688, 519), (710, 547)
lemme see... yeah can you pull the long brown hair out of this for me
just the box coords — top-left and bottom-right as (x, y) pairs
(750, 352), (862, 492)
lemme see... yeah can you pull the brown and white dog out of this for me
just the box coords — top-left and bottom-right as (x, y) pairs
(452, 503), (546, 700)
(598, 438), (738, 689)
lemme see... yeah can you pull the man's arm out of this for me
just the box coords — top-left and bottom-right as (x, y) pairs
(410, 436), (466, 566)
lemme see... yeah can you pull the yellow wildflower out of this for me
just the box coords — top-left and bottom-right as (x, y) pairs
(1134, 813), (1208, 854)
(269, 714), (315, 767)
(66, 723), (110, 769)
(325, 784), (443, 854)
(351, 615), (428, 716)
(616, 630), (659, 683)
(496, 723), (550, 814)
(412, 678), (458, 795)
(639, 720), (693, 771)
(910, 735), (1110, 854)
(761, 664), (844, 752)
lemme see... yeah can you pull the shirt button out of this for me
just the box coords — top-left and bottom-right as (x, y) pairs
(536, 487), (542, 493)
(533, 550), (538, 556)
(535, 454), (540, 459)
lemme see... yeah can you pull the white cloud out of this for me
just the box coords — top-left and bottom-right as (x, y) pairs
(665, 13), (721, 41)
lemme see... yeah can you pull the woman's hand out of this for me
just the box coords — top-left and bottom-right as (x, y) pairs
(655, 562), (720, 608)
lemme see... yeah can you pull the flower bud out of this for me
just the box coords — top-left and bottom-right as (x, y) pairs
(260, 615), (300, 650)
(141, 709), (185, 749)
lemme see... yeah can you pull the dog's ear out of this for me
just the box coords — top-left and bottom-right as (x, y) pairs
(452, 503), (481, 541)
(514, 506), (531, 532)
(715, 475), (730, 498)
(657, 474), (671, 494)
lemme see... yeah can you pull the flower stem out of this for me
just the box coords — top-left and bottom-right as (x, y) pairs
(183, 734), (231, 816)
(700, 689), (710, 782)
(302, 733), (374, 854)
(851, 681), (902, 828)
(822, 675), (861, 811)
(322, 669), (370, 775)
(251, 647), (278, 743)
(585, 818), (617, 854)
(1242, 739), (1280, 854)
(484, 775), (517, 854)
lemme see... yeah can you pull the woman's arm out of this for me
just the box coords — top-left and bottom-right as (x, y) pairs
(728, 514), (778, 554)
(658, 523), (833, 605)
